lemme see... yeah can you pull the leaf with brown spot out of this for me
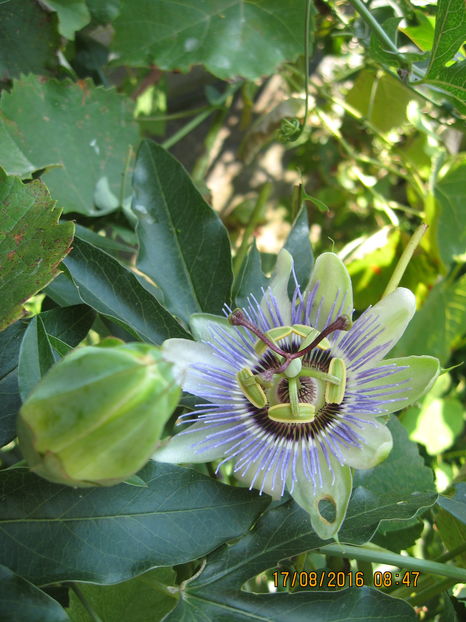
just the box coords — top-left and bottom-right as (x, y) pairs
(0, 171), (74, 331)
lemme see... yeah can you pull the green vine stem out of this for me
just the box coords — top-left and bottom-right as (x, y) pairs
(288, 0), (312, 142)
(382, 223), (428, 297)
(319, 543), (466, 583)
(232, 183), (271, 278)
(161, 109), (214, 150)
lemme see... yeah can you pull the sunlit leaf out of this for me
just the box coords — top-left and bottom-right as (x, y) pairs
(0, 75), (138, 215)
(0, 172), (74, 331)
(434, 159), (466, 264)
(112, 0), (313, 80)
(42, 0), (91, 39)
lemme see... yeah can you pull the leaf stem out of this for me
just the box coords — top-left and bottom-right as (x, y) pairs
(68, 582), (104, 622)
(162, 109), (214, 150)
(232, 183), (271, 278)
(382, 223), (428, 297)
(319, 543), (466, 582)
(347, 0), (405, 62)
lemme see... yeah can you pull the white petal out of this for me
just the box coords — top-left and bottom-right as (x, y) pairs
(304, 253), (353, 330)
(337, 415), (393, 469)
(153, 422), (231, 463)
(162, 338), (234, 397)
(290, 449), (352, 540)
(261, 249), (293, 326)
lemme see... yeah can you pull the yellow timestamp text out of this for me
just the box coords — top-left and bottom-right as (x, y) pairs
(272, 570), (421, 589)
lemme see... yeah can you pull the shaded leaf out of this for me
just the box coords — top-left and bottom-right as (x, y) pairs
(391, 274), (466, 365)
(67, 568), (177, 622)
(164, 584), (416, 622)
(64, 237), (189, 343)
(42, 0), (91, 39)
(133, 140), (232, 324)
(17, 316), (55, 401)
(0, 75), (138, 215)
(0, 0), (59, 81)
(0, 172), (74, 331)
(373, 517), (424, 554)
(424, 61), (466, 114)
(112, 0), (312, 80)
(369, 16), (402, 67)
(0, 321), (27, 447)
(232, 241), (268, 309)
(0, 565), (70, 622)
(284, 204), (313, 293)
(436, 484), (466, 567)
(0, 461), (268, 584)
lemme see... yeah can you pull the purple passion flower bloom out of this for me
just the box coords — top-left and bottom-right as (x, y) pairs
(154, 251), (439, 539)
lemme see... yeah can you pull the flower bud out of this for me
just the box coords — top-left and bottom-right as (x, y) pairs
(18, 341), (181, 487)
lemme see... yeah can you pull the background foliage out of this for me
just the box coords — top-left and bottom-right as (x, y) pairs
(0, 0), (465, 620)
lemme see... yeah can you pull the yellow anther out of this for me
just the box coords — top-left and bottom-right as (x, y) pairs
(268, 402), (316, 423)
(237, 368), (267, 409)
(325, 357), (346, 404)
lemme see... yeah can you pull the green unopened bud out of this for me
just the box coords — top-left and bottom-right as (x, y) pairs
(18, 342), (181, 487)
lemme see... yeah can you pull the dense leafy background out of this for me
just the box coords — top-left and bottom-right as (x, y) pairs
(0, 0), (465, 621)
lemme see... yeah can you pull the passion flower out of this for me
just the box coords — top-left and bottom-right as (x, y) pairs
(154, 251), (439, 539)
(18, 341), (180, 487)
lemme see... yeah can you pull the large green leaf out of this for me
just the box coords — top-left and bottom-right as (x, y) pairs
(0, 172), (74, 331)
(112, 0), (312, 80)
(0, 0), (59, 81)
(391, 274), (466, 365)
(67, 568), (176, 622)
(434, 160), (466, 264)
(64, 237), (189, 343)
(0, 75), (138, 215)
(0, 565), (70, 622)
(0, 461), (268, 585)
(0, 321), (27, 447)
(163, 418), (431, 620)
(164, 584), (416, 621)
(42, 0), (91, 39)
(132, 140), (232, 324)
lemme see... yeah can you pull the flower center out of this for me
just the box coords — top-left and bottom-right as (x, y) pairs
(230, 311), (349, 425)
